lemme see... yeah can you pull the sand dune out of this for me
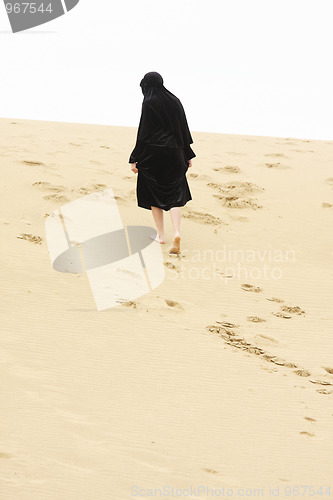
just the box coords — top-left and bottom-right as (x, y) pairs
(1, 118), (333, 499)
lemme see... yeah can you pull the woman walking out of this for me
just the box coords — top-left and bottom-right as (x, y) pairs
(129, 71), (195, 254)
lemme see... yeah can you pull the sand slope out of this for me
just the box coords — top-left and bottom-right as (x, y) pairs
(1, 118), (333, 499)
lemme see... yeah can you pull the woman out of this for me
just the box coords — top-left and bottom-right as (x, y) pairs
(129, 71), (195, 254)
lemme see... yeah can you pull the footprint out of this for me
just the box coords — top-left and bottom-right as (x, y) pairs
(118, 299), (149, 312)
(182, 209), (223, 225)
(266, 297), (284, 303)
(43, 193), (69, 202)
(270, 357), (287, 366)
(316, 388), (333, 395)
(122, 301), (137, 309)
(284, 362), (298, 368)
(322, 367), (333, 375)
(223, 165), (240, 173)
(206, 323), (322, 389)
(309, 379), (332, 386)
(207, 324), (265, 355)
(304, 417), (316, 422)
(33, 181), (66, 192)
(33, 182), (69, 202)
(188, 173), (212, 182)
(272, 311), (292, 319)
(216, 321), (238, 328)
(74, 184), (108, 195)
(264, 153), (289, 158)
(75, 187), (91, 195)
(208, 182), (264, 210)
(32, 181), (51, 187)
(17, 233), (42, 245)
(280, 305), (305, 315)
(207, 182), (222, 190)
(248, 316), (266, 323)
(188, 173), (198, 178)
(202, 468), (218, 474)
(214, 195), (262, 209)
(261, 354), (277, 361)
(322, 203), (333, 208)
(300, 431), (315, 437)
(0, 452), (11, 459)
(265, 162), (280, 168)
(241, 283), (262, 292)
(213, 165), (240, 174)
(264, 162), (291, 170)
(164, 261), (179, 271)
(258, 334), (278, 342)
(100, 145), (110, 149)
(263, 355), (297, 368)
(165, 299), (183, 310)
(208, 180), (264, 195)
(22, 160), (44, 166)
(295, 369), (311, 377)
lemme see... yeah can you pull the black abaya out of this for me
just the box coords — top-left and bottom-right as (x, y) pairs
(129, 72), (195, 212)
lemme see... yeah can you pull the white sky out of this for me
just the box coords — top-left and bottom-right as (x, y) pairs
(0, 0), (332, 140)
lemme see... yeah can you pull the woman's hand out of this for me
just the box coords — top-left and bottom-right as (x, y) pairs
(131, 163), (138, 173)
(188, 160), (192, 168)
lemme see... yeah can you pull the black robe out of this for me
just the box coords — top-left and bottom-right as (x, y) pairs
(129, 73), (195, 211)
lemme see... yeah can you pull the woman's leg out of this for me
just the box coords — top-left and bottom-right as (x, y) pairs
(150, 206), (165, 243)
(169, 207), (181, 237)
(169, 207), (181, 254)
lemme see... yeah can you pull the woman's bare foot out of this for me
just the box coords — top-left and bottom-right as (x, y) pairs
(169, 235), (181, 254)
(150, 234), (165, 244)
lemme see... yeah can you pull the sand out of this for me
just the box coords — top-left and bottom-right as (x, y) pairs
(1, 117), (333, 499)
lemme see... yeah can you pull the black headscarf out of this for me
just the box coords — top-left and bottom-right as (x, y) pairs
(135, 72), (193, 149)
